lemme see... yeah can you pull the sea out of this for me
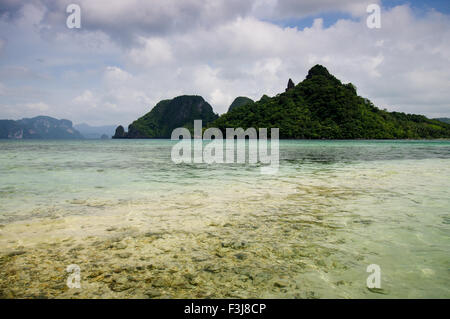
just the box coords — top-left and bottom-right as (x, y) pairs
(0, 139), (449, 298)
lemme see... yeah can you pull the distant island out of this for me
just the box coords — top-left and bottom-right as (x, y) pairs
(0, 116), (83, 139)
(0, 117), (120, 140)
(114, 65), (450, 139)
(74, 123), (117, 139)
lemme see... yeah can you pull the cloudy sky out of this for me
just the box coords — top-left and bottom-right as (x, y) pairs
(0, 0), (449, 126)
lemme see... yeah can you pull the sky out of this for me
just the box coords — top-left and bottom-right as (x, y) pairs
(0, 0), (449, 126)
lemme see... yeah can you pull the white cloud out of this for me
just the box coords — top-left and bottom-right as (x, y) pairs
(1, 1), (450, 124)
(73, 90), (98, 108)
(25, 102), (49, 111)
(119, 6), (450, 117)
(104, 66), (132, 84)
(128, 37), (173, 67)
(4, 0), (253, 45)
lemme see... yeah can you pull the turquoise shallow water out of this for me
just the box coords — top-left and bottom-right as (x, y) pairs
(0, 139), (449, 298)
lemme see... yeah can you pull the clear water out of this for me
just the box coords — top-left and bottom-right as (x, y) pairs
(0, 140), (449, 298)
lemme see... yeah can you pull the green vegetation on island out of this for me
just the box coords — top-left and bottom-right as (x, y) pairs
(114, 95), (218, 138)
(228, 97), (254, 112)
(212, 65), (450, 139)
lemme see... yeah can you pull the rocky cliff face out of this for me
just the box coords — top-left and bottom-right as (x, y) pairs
(0, 116), (83, 139)
(115, 95), (218, 139)
(113, 125), (126, 139)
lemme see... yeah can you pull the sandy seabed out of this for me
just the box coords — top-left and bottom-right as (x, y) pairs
(0, 188), (368, 299)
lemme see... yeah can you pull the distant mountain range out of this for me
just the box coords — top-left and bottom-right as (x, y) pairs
(0, 116), (83, 139)
(114, 65), (450, 139)
(74, 123), (117, 139)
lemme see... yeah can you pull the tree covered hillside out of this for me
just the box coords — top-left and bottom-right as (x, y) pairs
(119, 95), (218, 138)
(213, 65), (450, 139)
